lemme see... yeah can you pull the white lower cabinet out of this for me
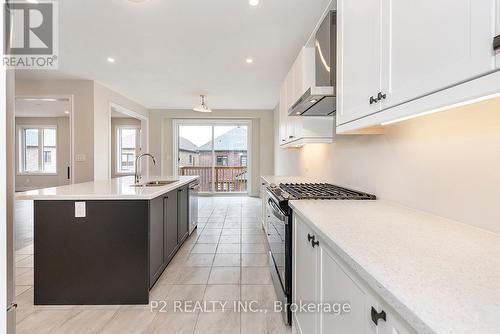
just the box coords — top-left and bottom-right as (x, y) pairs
(293, 219), (319, 334)
(293, 214), (416, 334)
(319, 244), (375, 334)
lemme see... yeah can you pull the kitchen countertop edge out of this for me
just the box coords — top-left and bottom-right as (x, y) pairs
(15, 175), (199, 201)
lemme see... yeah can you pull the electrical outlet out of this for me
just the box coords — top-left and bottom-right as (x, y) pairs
(75, 202), (86, 218)
(75, 154), (86, 162)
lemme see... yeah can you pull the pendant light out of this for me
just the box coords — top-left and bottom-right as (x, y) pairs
(193, 95), (212, 113)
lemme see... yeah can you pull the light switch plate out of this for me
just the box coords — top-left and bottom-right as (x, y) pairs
(75, 202), (86, 218)
(75, 154), (86, 162)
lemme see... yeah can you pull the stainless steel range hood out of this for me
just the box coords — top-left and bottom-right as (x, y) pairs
(289, 11), (336, 117)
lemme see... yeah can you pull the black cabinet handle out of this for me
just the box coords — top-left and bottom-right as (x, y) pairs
(377, 92), (387, 100)
(289, 135), (294, 139)
(311, 239), (319, 248)
(67, 166), (70, 180)
(369, 96), (378, 105)
(494, 35), (500, 51)
(307, 234), (314, 242)
(371, 307), (386, 325)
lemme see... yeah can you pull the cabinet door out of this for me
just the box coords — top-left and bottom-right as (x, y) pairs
(164, 191), (178, 263)
(495, 0), (500, 68)
(286, 69), (296, 141)
(279, 84), (288, 145)
(320, 245), (374, 334)
(293, 218), (319, 334)
(177, 186), (189, 244)
(377, 302), (416, 334)
(382, 0), (496, 109)
(149, 196), (164, 286)
(337, 0), (382, 125)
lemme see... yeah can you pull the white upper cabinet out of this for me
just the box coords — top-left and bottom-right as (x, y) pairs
(279, 77), (288, 145)
(337, 0), (383, 126)
(337, 0), (500, 131)
(279, 47), (334, 148)
(381, 0), (497, 110)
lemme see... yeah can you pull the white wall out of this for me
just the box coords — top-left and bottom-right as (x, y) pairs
(93, 82), (149, 180)
(15, 117), (71, 191)
(275, 97), (500, 234)
(273, 105), (302, 176)
(15, 80), (150, 182)
(148, 109), (274, 196)
(15, 80), (95, 183)
(110, 117), (141, 178)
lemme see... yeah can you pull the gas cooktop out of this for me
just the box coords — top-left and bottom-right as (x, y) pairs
(268, 183), (376, 202)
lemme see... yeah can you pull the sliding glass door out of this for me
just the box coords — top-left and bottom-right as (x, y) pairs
(176, 121), (249, 194)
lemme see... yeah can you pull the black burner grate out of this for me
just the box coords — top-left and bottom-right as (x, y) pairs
(279, 183), (376, 200)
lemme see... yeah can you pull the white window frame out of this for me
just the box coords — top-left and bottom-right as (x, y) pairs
(17, 125), (58, 176)
(172, 119), (252, 195)
(115, 126), (141, 175)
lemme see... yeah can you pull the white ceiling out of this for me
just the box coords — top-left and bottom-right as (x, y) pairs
(16, 0), (331, 110)
(15, 98), (71, 118)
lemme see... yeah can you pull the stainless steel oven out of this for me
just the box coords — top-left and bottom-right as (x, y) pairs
(265, 182), (376, 326)
(266, 190), (292, 325)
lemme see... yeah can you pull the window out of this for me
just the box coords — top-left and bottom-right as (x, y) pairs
(19, 127), (57, 174)
(117, 127), (141, 173)
(216, 155), (228, 166)
(189, 154), (193, 164)
(240, 155), (247, 166)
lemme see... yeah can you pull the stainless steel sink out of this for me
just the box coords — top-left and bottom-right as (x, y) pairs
(130, 180), (177, 187)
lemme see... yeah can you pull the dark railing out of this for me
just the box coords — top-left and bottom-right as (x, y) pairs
(179, 166), (247, 192)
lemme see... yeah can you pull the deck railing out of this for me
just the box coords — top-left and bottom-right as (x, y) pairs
(179, 166), (247, 192)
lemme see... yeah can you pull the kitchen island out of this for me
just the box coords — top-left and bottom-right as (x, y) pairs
(15, 175), (199, 305)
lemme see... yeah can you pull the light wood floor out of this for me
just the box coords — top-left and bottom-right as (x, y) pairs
(14, 197), (291, 334)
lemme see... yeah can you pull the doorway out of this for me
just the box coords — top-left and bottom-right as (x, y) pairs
(173, 120), (251, 195)
(13, 96), (74, 256)
(108, 103), (149, 179)
(14, 96), (73, 191)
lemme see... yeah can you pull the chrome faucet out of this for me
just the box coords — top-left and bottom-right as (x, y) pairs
(135, 153), (156, 184)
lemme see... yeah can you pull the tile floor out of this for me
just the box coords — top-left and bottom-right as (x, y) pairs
(14, 196), (290, 334)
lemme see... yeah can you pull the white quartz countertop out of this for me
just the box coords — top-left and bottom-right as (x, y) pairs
(289, 200), (500, 334)
(15, 175), (199, 201)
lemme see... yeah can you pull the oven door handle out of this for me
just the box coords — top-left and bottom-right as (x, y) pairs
(268, 199), (287, 223)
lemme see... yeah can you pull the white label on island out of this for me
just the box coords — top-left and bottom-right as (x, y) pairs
(75, 202), (86, 218)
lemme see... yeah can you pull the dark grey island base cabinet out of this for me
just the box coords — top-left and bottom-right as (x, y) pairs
(34, 184), (190, 305)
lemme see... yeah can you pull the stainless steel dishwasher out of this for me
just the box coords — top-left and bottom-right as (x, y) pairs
(188, 181), (199, 234)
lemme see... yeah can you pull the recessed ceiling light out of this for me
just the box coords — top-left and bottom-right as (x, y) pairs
(27, 0), (39, 3)
(64, 111), (70, 114)
(310, 99), (318, 103)
(128, 0), (146, 3)
(245, 58), (254, 64)
(107, 57), (115, 63)
(249, 0), (259, 6)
